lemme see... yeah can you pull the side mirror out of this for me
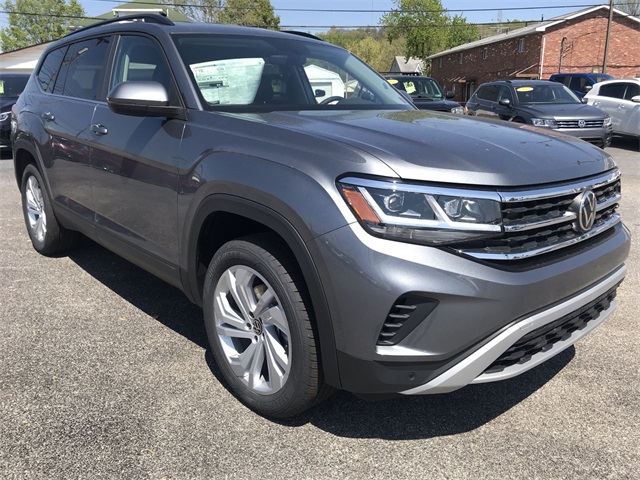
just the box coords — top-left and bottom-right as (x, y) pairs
(498, 98), (512, 107)
(445, 91), (455, 99)
(581, 97), (589, 104)
(107, 81), (185, 119)
(314, 89), (326, 98)
(631, 95), (640, 103)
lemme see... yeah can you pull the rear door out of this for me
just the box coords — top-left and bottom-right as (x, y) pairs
(90, 34), (185, 283)
(592, 83), (629, 133)
(36, 37), (111, 226)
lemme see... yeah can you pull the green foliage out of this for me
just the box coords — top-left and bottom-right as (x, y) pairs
(615, 0), (640, 16)
(1, 0), (84, 51)
(169, 0), (223, 23)
(319, 27), (406, 72)
(217, 0), (280, 29)
(381, 0), (477, 60)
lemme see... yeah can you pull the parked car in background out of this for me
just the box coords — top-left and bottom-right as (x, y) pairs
(549, 72), (615, 98)
(584, 78), (640, 149)
(12, 15), (629, 418)
(0, 72), (29, 150)
(466, 80), (612, 148)
(385, 75), (464, 114)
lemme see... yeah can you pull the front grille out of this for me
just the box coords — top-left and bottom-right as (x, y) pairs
(484, 284), (619, 374)
(556, 119), (604, 128)
(459, 170), (621, 261)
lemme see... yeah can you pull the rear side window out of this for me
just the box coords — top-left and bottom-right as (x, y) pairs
(54, 37), (111, 100)
(37, 47), (67, 93)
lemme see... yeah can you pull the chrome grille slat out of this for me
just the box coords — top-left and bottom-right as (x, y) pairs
(459, 171), (621, 261)
(556, 120), (604, 128)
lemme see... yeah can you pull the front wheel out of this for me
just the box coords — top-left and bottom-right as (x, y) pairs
(20, 164), (79, 255)
(203, 234), (330, 417)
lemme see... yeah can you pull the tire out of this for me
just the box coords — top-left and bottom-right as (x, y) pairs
(203, 234), (330, 417)
(20, 164), (79, 256)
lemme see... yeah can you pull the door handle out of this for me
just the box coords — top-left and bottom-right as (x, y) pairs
(42, 112), (55, 122)
(91, 124), (108, 136)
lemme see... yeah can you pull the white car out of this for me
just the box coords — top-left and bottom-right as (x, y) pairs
(585, 78), (640, 148)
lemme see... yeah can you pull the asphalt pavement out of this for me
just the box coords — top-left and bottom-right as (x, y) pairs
(1, 140), (638, 479)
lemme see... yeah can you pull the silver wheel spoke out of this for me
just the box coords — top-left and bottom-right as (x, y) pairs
(262, 306), (288, 334)
(213, 264), (292, 395)
(226, 269), (255, 321)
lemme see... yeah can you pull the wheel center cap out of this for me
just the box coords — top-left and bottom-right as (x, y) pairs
(252, 318), (263, 335)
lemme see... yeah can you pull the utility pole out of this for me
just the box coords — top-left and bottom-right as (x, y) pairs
(602, 0), (614, 73)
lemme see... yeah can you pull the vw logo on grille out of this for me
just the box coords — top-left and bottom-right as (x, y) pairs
(572, 190), (597, 233)
(578, 119), (586, 128)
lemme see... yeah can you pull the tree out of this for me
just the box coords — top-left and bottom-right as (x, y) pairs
(381, 0), (477, 60)
(169, 0), (223, 23)
(218, 0), (279, 29)
(615, 0), (640, 16)
(1, 0), (84, 51)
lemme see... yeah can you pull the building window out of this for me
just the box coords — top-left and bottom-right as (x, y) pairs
(517, 38), (525, 53)
(459, 53), (463, 64)
(438, 57), (442, 68)
(482, 47), (488, 60)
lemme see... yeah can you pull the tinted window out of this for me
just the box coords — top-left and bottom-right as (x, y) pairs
(110, 35), (178, 104)
(498, 85), (513, 102)
(515, 84), (578, 104)
(569, 76), (590, 94)
(624, 83), (640, 100)
(477, 85), (500, 102)
(0, 74), (29, 97)
(55, 37), (111, 100)
(599, 83), (627, 99)
(37, 47), (67, 93)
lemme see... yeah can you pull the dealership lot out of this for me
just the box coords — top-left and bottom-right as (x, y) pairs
(1, 140), (638, 479)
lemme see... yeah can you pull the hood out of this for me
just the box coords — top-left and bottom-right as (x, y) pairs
(250, 109), (614, 187)
(412, 98), (461, 112)
(517, 103), (605, 119)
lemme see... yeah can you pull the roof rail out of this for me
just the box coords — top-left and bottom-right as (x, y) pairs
(283, 31), (324, 42)
(64, 13), (174, 38)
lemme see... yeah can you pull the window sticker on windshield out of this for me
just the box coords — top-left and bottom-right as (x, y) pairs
(387, 79), (398, 85)
(0, 81), (4, 94)
(190, 58), (265, 105)
(516, 87), (534, 92)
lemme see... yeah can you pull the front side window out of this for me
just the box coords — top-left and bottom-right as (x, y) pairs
(599, 83), (627, 99)
(478, 85), (500, 102)
(624, 83), (640, 100)
(54, 37), (111, 100)
(173, 34), (410, 111)
(110, 35), (178, 104)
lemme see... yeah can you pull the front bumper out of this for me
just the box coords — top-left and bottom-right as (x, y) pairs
(555, 125), (613, 147)
(311, 221), (630, 394)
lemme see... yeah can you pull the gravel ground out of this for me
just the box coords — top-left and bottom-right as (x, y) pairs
(1, 139), (638, 480)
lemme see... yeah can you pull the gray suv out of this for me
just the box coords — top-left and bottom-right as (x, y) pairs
(466, 80), (613, 148)
(12, 15), (630, 418)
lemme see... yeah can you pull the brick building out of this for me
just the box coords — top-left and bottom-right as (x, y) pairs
(428, 6), (640, 103)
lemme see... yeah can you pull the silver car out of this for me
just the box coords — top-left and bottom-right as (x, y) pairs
(585, 78), (640, 148)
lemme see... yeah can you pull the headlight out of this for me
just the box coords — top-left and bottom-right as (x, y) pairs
(338, 177), (502, 245)
(450, 106), (464, 115)
(0, 112), (10, 122)
(531, 118), (557, 128)
(603, 115), (612, 127)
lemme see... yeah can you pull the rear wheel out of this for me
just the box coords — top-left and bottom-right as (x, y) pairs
(203, 234), (330, 417)
(20, 164), (79, 255)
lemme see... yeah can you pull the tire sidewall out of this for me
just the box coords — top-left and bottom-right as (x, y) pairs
(21, 164), (54, 253)
(203, 239), (313, 416)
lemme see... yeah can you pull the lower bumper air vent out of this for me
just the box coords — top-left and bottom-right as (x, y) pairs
(376, 294), (439, 346)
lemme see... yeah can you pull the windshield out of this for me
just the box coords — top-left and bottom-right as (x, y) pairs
(515, 84), (580, 105)
(387, 77), (444, 100)
(0, 74), (29, 97)
(173, 34), (412, 111)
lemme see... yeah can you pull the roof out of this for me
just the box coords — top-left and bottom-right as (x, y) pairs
(0, 42), (52, 71)
(427, 5), (640, 60)
(389, 56), (424, 74)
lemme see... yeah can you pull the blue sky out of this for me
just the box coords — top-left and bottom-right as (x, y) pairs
(1, 0), (604, 31)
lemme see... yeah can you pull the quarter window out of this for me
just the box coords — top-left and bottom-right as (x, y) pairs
(37, 47), (67, 93)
